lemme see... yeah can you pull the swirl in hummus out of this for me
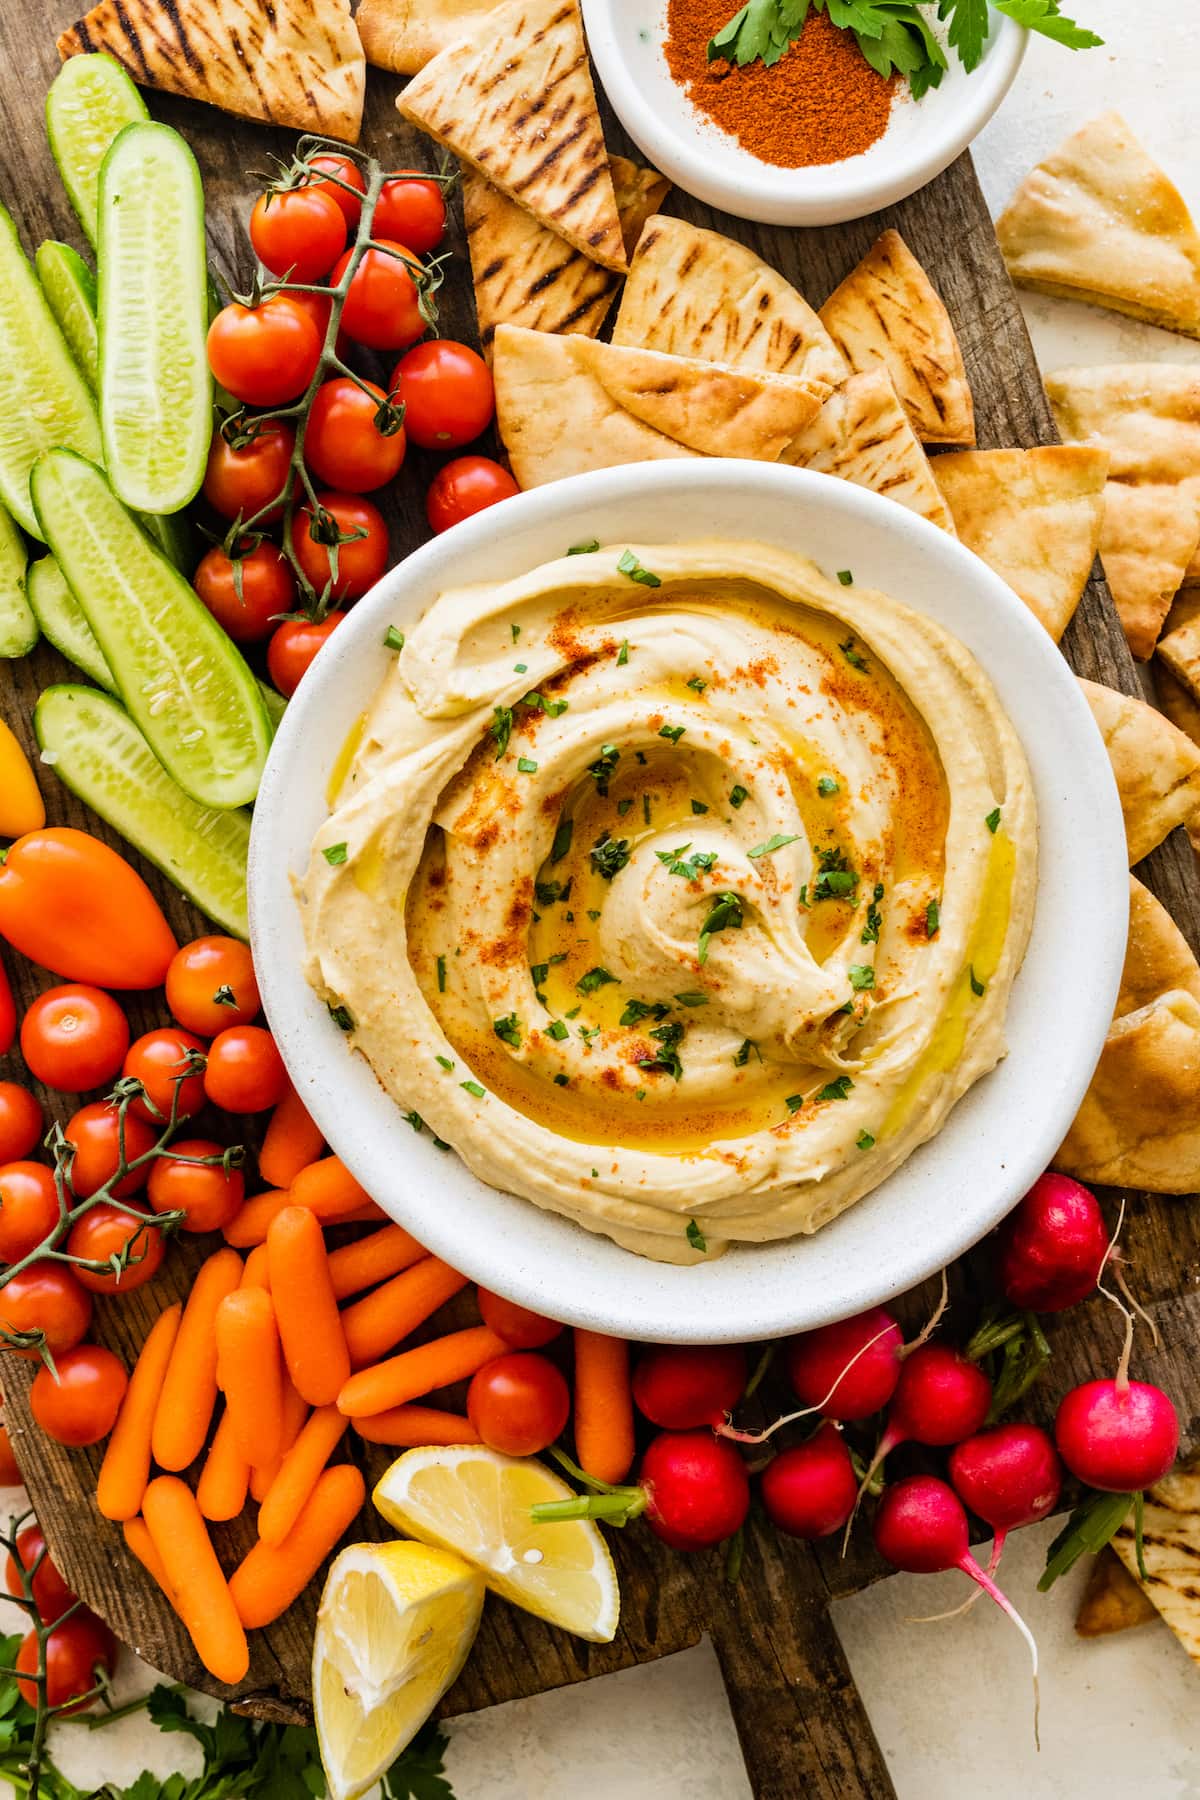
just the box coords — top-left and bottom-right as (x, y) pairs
(299, 540), (1036, 1265)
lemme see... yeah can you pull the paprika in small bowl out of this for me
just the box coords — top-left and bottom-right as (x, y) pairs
(582, 0), (1026, 227)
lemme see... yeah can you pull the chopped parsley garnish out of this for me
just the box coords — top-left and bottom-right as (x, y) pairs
(549, 817), (573, 862)
(862, 883), (884, 943)
(733, 1038), (760, 1067)
(659, 723), (686, 744)
(554, 1072), (569, 1085)
(686, 1218), (707, 1253)
(461, 1080), (486, 1099)
(837, 569), (854, 586)
(323, 842), (348, 865)
(691, 799), (709, 815)
(617, 797), (633, 817)
(512, 623), (522, 641)
(546, 1019), (569, 1040)
(404, 1110), (424, 1132)
(587, 908), (601, 920)
(435, 1054), (454, 1071)
(383, 624), (405, 650)
(639, 1021), (685, 1080)
(798, 884), (808, 907)
(617, 639), (630, 666)
(617, 549), (662, 587)
(699, 890), (744, 964)
(848, 964), (875, 991)
(514, 662), (528, 674)
(590, 833), (632, 880)
(535, 876), (572, 906)
(729, 784), (748, 809)
(490, 704), (513, 759)
(591, 1168), (599, 1179)
(970, 966), (986, 996)
(817, 776), (840, 797)
(569, 538), (600, 555)
(493, 1013), (522, 1048)
(436, 954), (447, 993)
(588, 743), (621, 795)
(577, 966), (618, 995)
(817, 1076), (854, 1102)
(674, 991), (709, 1007)
(621, 998), (671, 1027)
(926, 897), (941, 938)
(986, 807), (1001, 834)
(687, 676), (708, 692)
(748, 833), (800, 859)
(517, 755), (538, 773)
(522, 690), (568, 718)
(839, 637), (868, 671)
(656, 843), (718, 880)
(857, 1130), (876, 1151)
(578, 1023), (602, 1044)
(785, 1094), (804, 1113)
(812, 846), (858, 902)
(327, 1002), (353, 1032)
(642, 793), (652, 826)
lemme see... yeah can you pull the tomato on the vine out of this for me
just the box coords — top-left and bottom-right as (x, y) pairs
(0, 1265), (92, 1360)
(0, 1083), (42, 1164)
(374, 174), (446, 255)
(16, 1610), (116, 1713)
(123, 1028), (207, 1126)
(63, 1103), (156, 1199)
(203, 421), (294, 524)
(305, 378), (407, 492)
(203, 1026), (287, 1114)
(166, 937), (260, 1035)
(67, 1204), (166, 1294)
(304, 152), (366, 229)
(0, 1425), (21, 1487)
(392, 340), (494, 450)
(332, 240), (429, 352)
(148, 1139), (244, 1234)
(466, 1352), (570, 1457)
(293, 491), (389, 601)
(207, 295), (322, 407)
(267, 613), (345, 698)
(426, 456), (519, 534)
(0, 1164), (60, 1264)
(476, 1288), (563, 1350)
(194, 541), (296, 644)
(250, 187), (346, 283)
(19, 984), (129, 1093)
(6, 1524), (77, 1623)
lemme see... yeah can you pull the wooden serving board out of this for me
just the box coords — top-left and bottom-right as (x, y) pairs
(2, 14), (1199, 1799)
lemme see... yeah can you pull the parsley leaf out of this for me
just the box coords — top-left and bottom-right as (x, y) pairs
(493, 1013), (522, 1047)
(686, 1218), (708, 1253)
(857, 1129), (876, 1151)
(617, 549), (662, 587)
(621, 997), (671, 1026)
(577, 966), (618, 995)
(817, 776), (839, 796)
(733, 1037), (761, 1066)
(490, 704), (513, 759)
(323, 841), (348, 865)
(748, 832), (800, 858)
(817, 1075), (854, 1101)
(811, 846), (859, 902)
(656, 843), (718, 880)
(969, 965), (986, 996)
(588, 742), (621, 795)
(990, 0), (1102, 50)
(839, 636), (868, 671)
(699, 890), (744, 964)
(590, 832), (632, 880)
(384, 624), (405, 650)
(848, 963), (875, 991)
(985, 806), (1001, 833)
(926, 897), (941, 938)
(659, 722), (686, 744)
(638, 1020), (685, 1080)
(568, 538), (600, 555)
(549, 817), (573, 862)
(862, 881), (885, 943)
(729, 784), (748, 809)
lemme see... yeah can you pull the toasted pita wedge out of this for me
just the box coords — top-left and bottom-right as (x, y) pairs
(997, 113), (1200, 339)
(492, 326), (830, 487)
(818, 230), (974, 446)
(1096, 482), (1200, 659)
(1079, 677), (1200, 864)
(1076, 1548), (1158, 1638)
(1113, 1464), (1200, 1662)
(780, 369), (955, 534)
(1056, 986), (1200, 1189)
(933, 446), (1107, 640)
(356, 0), (499, 73)
(1120, 875), (1200, 1017)
(609, 157), (672, 261)
(397, 0), (625, 271)
(611, 214), (846, 393)
(57, 0), (364, 140)
(1158, 609), (1200, 705)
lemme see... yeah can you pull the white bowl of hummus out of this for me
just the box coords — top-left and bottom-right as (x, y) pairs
(249, 461), (1126, 1343)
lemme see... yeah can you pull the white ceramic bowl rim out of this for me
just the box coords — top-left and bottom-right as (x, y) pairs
(249, 461), (1127, 1343)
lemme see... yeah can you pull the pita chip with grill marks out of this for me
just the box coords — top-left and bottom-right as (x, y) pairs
(356, 0), (500, 74)
(997, 112), (1200, 340)
(396, 0), (626, 271)
(1075, 1547), (1158, 1638)
(56, 0), (365, 141)
(1112, 1463), (1200, 1665)
(1078, 677), (1200, 866)
(611, 213), (846, 394)
(818, 229), (974, 446)
(780, 368), (956, 535)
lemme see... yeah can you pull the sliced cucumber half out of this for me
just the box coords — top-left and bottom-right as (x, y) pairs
(32, 450), (271, 809)
(45, 52), (148, 249)
(35, 241), (99, 387)
(98, 122), (212, 516)
(35, 684), (250, 938)
(27, 554), (114, 690)
(0, 503), (36, 659)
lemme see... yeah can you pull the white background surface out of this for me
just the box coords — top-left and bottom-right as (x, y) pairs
(6, 3), (1200, 1795)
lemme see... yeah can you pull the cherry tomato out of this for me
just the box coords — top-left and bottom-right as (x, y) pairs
(194, 541), (296, 644)
(305, 379), (407, 492)
(332, 240), (428, 352)
(0, 1423), (21, 1486)
(267, 613), (345, 698)
(63, 1103), (156, 1200)
(203, 421), (294, 524)
(67, 1204), (165, 1294)
(6, 1524), (77, 1622)
(476, 1288), (563, 1350)
(287, 288), (334, 344)
(466, 1352), (570, 1457)
(392, 341), (494, 450)
(166, 937), (260, 1035)
(426, 456), (519, 534)
(0, 1265), (92, 1360)
(19, 985), (129, 1093)
(203, 1026), (287, 1114)
(122, 1028), (207, 1126)
(148, 1139), (244, 1234)
(16, 1610), (116, 1713)
(0, 1084), (42, 1163)
(207, 296), (322, 407)
(294, 492), (388, 601)
(0, 1163), (60, 1263)
(250, 186), (346, 283)
(0, 830), (177, 991)
(374, 173), (446, 256)
(304, 152), (366, 228)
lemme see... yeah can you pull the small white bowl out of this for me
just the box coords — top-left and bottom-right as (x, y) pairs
(582, 0), (1026, 226)
(249, 462), (1125, 1344)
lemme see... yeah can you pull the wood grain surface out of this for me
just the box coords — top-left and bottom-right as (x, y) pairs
(0, 14), (1197, 1800)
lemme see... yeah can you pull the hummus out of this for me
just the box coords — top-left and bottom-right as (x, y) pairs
(299, 540), (1036, 1265)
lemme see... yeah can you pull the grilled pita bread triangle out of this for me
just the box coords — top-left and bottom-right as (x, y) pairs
(492, 326), (829, 488)
(609, 158), (673, 261)
(1075, 1547), (1158, 1638)
(1112, 1463), (1200, 1663)
(396, 0), (625, 271)
(57, 0), (365, 141)
(1078, 677), (1200, 865)
(356, 0), (499, 74)
(997, 112), (1200, 339)
(780, 369), (955, 535)
(818, 230), (974, 446)
(1094, 481), (1200, 660)
(933, 446), (1107, 640)
(611, 214), (846, 394)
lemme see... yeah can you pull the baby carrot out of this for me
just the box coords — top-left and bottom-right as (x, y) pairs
(352, 1405), (481, 1447)
(215, 1288), (283, 1466)
(222, 1190), (292, 1248)
(241, 1243), (271, 1289)
(257, 1404), (348, 1546)
(143, 1476), (249, 1685)
(249, 1372), (308, 1501)
(197, 1407), (250, 1522)
(96, 1303), (181, 1522)
(326, 1223), (426, 1300)
(342, 1258), (468, 1368)
(573, 1329), (635, 1485)
(289, 1156), (370, 1218)
(122, 1516), (177, 1611)
(337, 1325), (508, 1418)
(268, 1206), (350, 1406)
(151, 1248), (242, 1472)
(257, 1080), (324, 1189)
(230, 1463), (366, 1629)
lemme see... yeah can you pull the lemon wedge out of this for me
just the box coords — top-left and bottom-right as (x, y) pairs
(373, 1445), (620, 1644)
(313, 1540), (484, 1800)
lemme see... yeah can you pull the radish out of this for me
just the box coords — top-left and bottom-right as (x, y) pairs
(761, 1423), (857, 1540)
(948, 1423), (1062, 1563)
(533, 1429), (750, 1552)
(783, 1307), (904, 1420)
(1054, 1378), (1179, 1492)
(632, 1344), (748, 1430)
(996, 1173), (1108, 1312)
(845, 1343), (992, 1543)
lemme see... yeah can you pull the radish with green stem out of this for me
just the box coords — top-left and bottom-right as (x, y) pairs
(761, 1423), (857, 1540)
(948, 1423), (1062, 1563)
(533, 1430), (750, 1552)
